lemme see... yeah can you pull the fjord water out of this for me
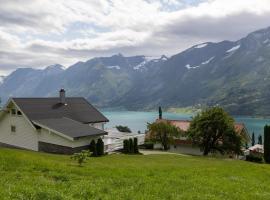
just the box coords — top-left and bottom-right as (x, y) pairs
(103, 111), (270, 137)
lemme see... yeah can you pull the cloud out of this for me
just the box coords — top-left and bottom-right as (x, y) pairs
(0, 0), (270, 75)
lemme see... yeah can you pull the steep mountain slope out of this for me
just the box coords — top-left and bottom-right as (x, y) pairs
(0, 54), (167, 107)
(113, 27), (270, 115)
(0, 26), (270, 115)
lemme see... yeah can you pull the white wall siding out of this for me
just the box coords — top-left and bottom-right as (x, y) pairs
(0, 112), (38, 151)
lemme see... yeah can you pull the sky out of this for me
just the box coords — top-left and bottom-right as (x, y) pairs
(0, 0), (270, 75)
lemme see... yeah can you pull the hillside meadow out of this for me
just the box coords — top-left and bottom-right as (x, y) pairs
(0, 148), (270, 200)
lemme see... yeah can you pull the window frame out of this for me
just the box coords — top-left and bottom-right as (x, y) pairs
(11, 109), (16, 115)
(11, 125), (16, 133)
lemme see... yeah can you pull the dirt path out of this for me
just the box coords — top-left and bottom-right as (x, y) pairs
(140, 150), (191, 156)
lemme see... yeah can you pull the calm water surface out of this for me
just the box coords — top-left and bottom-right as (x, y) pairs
(102, 111), (270, 137)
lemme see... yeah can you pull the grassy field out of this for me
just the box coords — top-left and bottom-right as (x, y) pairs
(0, 148), (270, 200)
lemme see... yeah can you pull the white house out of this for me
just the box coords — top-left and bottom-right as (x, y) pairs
(0, 89), (109, 154)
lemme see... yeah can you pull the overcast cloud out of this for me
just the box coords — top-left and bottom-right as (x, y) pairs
(0, 0), (270, 75)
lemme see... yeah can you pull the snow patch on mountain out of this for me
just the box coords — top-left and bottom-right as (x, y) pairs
(263, 39), (269, 44)
(134, 61), (147, 70)
(185, 64), (200, 69)
(194, 43), (208, 49)
(201, 57), (215, 65)
(226, 45), (240, 53)
(107, 66), (120, 70)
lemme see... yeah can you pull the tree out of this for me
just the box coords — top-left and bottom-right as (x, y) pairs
(147, 121), (180, 150)
(96, 138), (104, 156)
(116, 125), (132, 133)
(129, 138), (134, 153)
(71, 150), (91, 166)
(188, 107), (243, 156)
(89, 140), (97, 157)
(264, 125), (270, 163)
(159, 106), (162, 119)
(258, 135), (263, 145)
(252, 132), (255, 146)
(134, 137), (139, 153)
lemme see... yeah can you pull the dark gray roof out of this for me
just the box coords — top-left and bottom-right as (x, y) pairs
(12, 97), (109, 123)
(33, 117), (107, 139)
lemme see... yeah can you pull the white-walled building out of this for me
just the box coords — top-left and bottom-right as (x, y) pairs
(0, 89), (109, 154)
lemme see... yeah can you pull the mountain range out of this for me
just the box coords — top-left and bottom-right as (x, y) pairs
(1, 26), (270, 116)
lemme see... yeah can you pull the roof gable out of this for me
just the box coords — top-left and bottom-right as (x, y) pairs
(157, 119), (250, 141)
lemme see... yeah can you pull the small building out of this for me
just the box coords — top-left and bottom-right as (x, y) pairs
(0, 89), (109, 154)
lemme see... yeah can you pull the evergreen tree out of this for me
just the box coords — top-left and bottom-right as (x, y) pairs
(89, 140), (97, 157)
(123, 139), (129, 154)
(264, 125), (270, 163)
(252, 132), (255, 146)
(129, 138), (134, 154)
(159, 106), (162, 119)
(134, 137), (139, 154)
(258, 135), (263, 145)
(96, 138), (104, 156)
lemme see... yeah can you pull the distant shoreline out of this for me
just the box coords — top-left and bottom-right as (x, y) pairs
(100, 107), (270, 119)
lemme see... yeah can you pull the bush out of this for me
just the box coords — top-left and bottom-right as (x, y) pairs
(71, 150), (91, 166)
(116, 125), (132, 133)
(140, 142), (154, 149)
(123, 138), (140, 154)
(123, 139), (129, 153)
(89, 140), (97, 157)
(129, 138), (134, 154)
(96, 138), (104, 156)
(134, 137), (139, 153)
(246, 154), (264, 163)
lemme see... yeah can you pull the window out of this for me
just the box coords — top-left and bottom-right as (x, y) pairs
(17, 110), (22, 116)
(11, 109), (16, 115)
(11, 125), (16, 133)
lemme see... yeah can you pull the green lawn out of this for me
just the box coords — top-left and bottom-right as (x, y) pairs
(0, 148), (270, 200)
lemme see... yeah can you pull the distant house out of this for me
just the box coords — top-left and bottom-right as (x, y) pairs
(246, 144), (264, 157)
(150, 119), (250, 155)
(0, 89), (109, 154)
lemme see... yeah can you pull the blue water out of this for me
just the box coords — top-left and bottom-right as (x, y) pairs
(102, 111), (270, 137)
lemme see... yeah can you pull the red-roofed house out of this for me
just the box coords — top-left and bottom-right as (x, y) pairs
(149, 119), (250, 155)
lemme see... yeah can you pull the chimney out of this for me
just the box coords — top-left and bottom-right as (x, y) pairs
(59, 88), (66, 104)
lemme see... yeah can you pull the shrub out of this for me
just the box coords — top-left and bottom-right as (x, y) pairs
(89, 140), (97, 157)
(71, 150), (91, 166)
(246, 154), (264, 163)
(96, 138), (104, 156)
(116, 125), (132, 133)
(123, 139), (129, 153)
(134, 137), (139, 153)
(129, 138), (134, 154)
(264, 125), (270, 163)
(140, 142), (154, 149)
